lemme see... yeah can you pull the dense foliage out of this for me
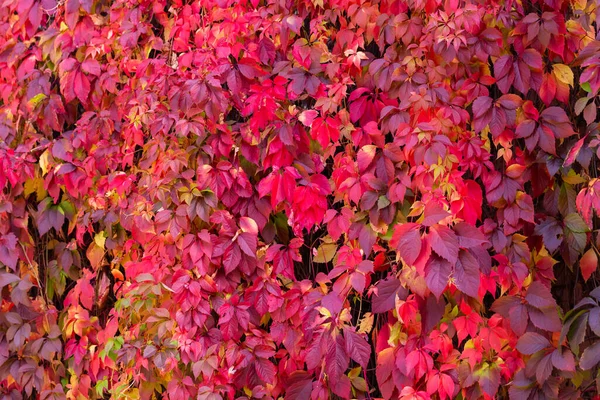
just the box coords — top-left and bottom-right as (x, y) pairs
(1, 0), (600, 398)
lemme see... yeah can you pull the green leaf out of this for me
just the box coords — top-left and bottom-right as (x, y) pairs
(581, 82), (592, 93)
(95, 379), (108, 396)
(564, 213), (589, 233)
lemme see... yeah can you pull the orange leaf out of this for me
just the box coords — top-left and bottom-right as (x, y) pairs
(580, 248), (598, 282)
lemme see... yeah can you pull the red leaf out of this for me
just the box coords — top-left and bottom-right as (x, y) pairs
(508, 304), (528, 336)
(390, 223), (422, 265)
(298, 110), (318, 127)
(285, 372), (313, 400)
(73, 70), (90, 104)
(564, 135), (587, 167)
(81, 59), (101, 76)
(255, 358), (277, 383)
(492, 295), (521, 315)
(422, 202), (450, 227)
(454, 222), (489, 249)
(528, 307), (562, 332)
(478, 364), (501, 397)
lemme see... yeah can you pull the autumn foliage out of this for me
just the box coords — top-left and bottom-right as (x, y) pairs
(2, 0), (600, 398)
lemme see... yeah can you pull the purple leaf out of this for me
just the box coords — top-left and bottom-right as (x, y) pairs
(425, 255), (452, 299)
(453, 250), (480, 298)
(516, 332), (551, 355)
(427, 225), (459, 264)
(526, 281), (557, 309)
(371, 276), (407, 313)
(580, 341), (600, 370)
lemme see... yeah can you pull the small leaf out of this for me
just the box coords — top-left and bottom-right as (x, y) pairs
(28, 93), (47, 107)
(358, 312), (374, 334)
(580, 248), (598, 282)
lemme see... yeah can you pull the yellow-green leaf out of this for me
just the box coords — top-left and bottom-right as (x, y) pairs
(313, 242), (337, 263)
(94, 232), (107, 249)
(28, 93), (47, 107)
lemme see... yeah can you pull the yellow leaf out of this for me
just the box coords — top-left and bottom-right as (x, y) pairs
(553, 64), (574, 86)
(313, 242), (337, 263)
(39, 150), (51, 175)
(563, 169), (586, 185)
(317, 306), (332, 318)
(87, 243), (105, 269)
(358, 312), (374, 334)
(24, 177), (47, 201)
(348, 367), (361, 379)
(260, 312), (271, 326)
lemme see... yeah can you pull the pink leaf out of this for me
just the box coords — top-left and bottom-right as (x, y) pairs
(343, 327), (371, 367)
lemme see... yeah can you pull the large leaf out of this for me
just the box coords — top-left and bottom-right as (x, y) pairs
(325, 334), (349, 381)
(580, 342), (600, 370)
(516, 332), (551, 355)
(343, 327), (371, 367)
(371, 276), (407, 313)
(285, 371), (313, 400)
(390, 223), (422, 265)
(526, 281), (557, 309)
(427, 225), (459, 264)
(453, 250), (480, 298)
(425, 255), (452, 299)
